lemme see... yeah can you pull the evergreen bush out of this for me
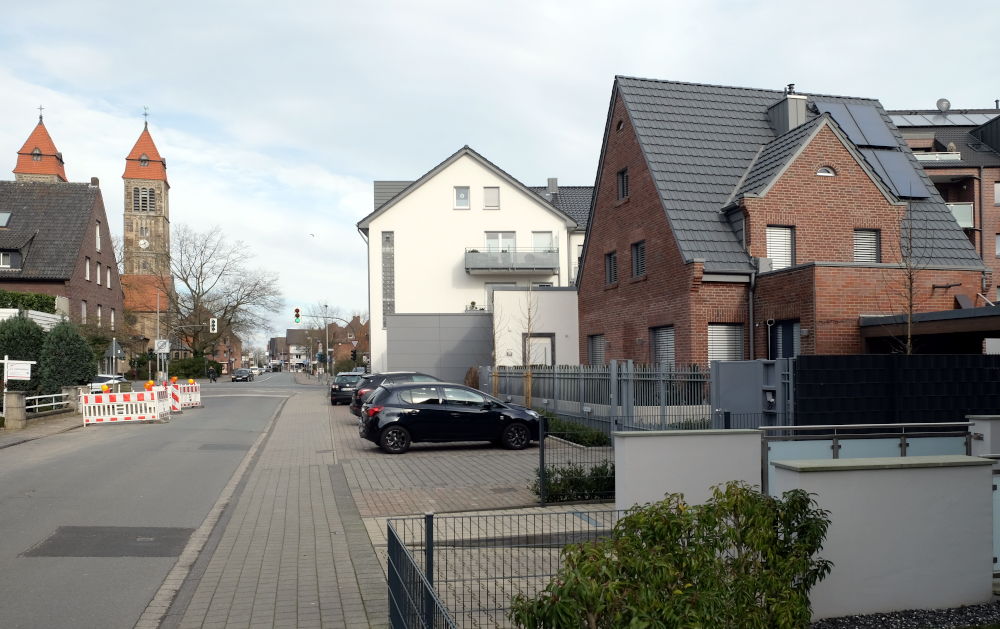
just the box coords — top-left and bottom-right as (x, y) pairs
(0, 315), (45, 392)
(529, 460), (615, 502)
(168, 357), (222, 380)
(38, 321), (97, 393)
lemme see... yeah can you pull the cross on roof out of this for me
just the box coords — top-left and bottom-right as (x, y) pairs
(37, 104), (44, 121)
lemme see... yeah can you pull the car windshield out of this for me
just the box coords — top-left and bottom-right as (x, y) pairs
(335, 375), (360, 385)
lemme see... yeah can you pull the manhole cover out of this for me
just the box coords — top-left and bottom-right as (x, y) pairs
(23, 526), (195, 557)
(199, 443), (250, 451)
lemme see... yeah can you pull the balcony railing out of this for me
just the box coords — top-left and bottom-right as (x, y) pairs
(947, 202), (974, 228)
(914, 152), (962, 162)
(464, 247), (559, 274)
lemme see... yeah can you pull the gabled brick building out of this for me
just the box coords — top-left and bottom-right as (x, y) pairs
(578, 78), (989, 366)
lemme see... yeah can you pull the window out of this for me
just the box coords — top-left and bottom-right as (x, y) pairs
(650, 326), (675, 366)
(816, 166), (836, 177)
(139, 153), (149, 167)
(532, 231), (553, 251)
(766, 226), (794, 270)
(133, 187), (155, 212)
(401, 386), (441, 405)
(96, 221), (101, 251)
(995, 182), (1000, 205)
(97, 305), (102, 328)
(81, 300), (87, 324)
(107, 266), (112, 288)
(605, 251), (618, 284)
(770, 319), (800, 359)
(588, 334), (606, 365)
(996, 234), (1000, 258)
(631, 240), (646, 277)
(111, 308), (115, 331)
(85, 257), (91, 280)
(0, 212), (11, 227)
(485, 231), (515, 251)
(0, 253), (10, 269)
(454, 186), (470, 209)
(139, 225), (150, 237)
(31, 147), (41, 161)
(96, 262), (102, 285)
(707, 324), (743, 362)
(484, 187), (500, 209)
(617, 168), (629, 200)
(442, 386), (486, 407)
(854, 229), (880, 263)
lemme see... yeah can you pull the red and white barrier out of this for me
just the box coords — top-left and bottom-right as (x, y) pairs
(79, 387), (170, 426)
(172, 382), (202, 409)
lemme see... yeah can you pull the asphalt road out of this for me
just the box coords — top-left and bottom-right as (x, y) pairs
(0, 372), (295, 629)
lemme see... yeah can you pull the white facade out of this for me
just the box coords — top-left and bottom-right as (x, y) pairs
(491, 287), (579, 366)
(361, 149), (582, 373)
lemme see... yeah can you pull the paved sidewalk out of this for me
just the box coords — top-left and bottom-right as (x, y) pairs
(0, 411), (81, 449)
(166, 378), (388, 629)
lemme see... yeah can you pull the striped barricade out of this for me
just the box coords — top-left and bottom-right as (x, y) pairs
(79, 387), (170, 426)
(167, 382), (183, 413)
(173, 382), (203, 409)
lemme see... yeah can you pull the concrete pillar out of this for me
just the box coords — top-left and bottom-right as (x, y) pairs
(968, 415), (1000, 458)
(3, 390), (26, 430)
(61, 386), (81, 412)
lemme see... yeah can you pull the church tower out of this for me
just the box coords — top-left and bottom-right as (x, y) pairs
(13, 114), (67, 183)
(122, 122), (170, 276)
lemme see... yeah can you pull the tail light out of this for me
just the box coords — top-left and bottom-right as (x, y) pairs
(366, 406), (383, 417)
(357, 387), (372, 398)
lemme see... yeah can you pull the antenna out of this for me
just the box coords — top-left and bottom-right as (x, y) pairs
(936, 98), (951, 113)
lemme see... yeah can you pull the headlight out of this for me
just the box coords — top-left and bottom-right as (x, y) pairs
(526, 410), (540, 418)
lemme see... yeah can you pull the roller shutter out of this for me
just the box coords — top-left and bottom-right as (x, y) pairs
(651, 326), (675, 366)
(708, 324), (743, 362)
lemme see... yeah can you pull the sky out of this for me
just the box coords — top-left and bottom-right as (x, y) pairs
(1, 0), (998, 348)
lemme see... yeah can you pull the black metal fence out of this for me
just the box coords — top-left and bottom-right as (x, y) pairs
(387, 510), (622, 628)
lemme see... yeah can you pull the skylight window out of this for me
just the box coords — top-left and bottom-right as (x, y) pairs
(0, 212), (10, 227)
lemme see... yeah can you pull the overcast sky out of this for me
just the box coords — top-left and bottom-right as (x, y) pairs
(2, 1), (998, 348)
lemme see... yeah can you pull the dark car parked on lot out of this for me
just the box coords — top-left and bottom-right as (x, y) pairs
(349, 371), (440, 416)
(330, 372), (362, 405)
(231, 368), (253, 382)
(358, 382), (541, 454)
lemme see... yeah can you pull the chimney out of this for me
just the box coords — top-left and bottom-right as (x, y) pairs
(90, 176), (99, 187)
(547, 177), (558, 195)
(767, 92), (808, 136)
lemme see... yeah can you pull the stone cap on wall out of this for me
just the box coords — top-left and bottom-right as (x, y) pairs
(772, 455), (994, 473)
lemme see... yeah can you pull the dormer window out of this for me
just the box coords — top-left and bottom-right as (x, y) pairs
(139, 153), (150, 167)
(0, 253), (11, 268)
(816, 166), (836, 177)
(0, 212), (10, 227)
(31, 147), (42, 161)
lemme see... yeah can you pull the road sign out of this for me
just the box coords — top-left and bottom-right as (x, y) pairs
(154, 339), (171, 354)
(6, 360), (33, 380)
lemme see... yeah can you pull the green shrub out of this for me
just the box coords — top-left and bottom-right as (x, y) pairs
(168, 357), (223, 379)
(545, 415), (611, 447)
(0, 315), (46, 393)
(38, 321), (96, 394)
(530, 460), (615, 502)
(510, 481), (833, 629)
(0, 289), (56, 313)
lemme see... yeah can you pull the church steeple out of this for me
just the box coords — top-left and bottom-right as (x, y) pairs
(14, 114), (68, 183)
(123, 125), (168, 183)
(122, 122), (170, 277)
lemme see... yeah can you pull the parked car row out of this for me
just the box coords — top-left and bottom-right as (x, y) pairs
(344, 371), (541, 454)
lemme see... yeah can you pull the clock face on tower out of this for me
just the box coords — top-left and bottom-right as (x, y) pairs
(138, 239), (149, 249)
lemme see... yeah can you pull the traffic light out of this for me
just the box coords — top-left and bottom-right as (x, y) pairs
(351, 349), (357, 361)
(294, 307), (301, 323)
(209, 317), (218, 334)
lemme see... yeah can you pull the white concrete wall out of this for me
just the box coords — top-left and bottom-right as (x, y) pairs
(613, 430), (762, 509)
(492, 287), (579, 366)
(366, 153), (579, 373)
(770, 456), (994, 620)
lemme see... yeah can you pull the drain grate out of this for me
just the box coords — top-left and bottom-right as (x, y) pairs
(23, 526), (195, 557)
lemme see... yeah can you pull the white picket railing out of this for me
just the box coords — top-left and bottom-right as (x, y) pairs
(25, 393), (71, 414)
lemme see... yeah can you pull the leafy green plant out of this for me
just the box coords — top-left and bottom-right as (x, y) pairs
(38, 321), (97, 394)
(168, 357), (222, 379)
(0, 315), (45, 393)
(510, 481), (833, 629)
(530, 461), (615, 502)
(545, 415), (611, 447)
(0, 289), (56, 313)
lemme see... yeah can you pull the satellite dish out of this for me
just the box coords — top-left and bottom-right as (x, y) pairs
(936, 98), (951, 113)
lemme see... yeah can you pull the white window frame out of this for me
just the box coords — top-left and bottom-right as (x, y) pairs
(97, 305), (102, 328)
(81, 300), (87, 324)
(766, 226), (794, 270)
(107, 266), (112, 288)
(0, 252), (10, 269)
(111, 308), (116, 331)
(454, 186), (470, 210)
(485, 231), (515, 252)
(532, 231), (553, 251)
(95, 222), (101, 251)
(85, 257), (91, 280)
(96, 262), (102, 285)
(483, 186), (500, 210)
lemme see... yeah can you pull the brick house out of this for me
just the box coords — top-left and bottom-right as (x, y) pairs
(0, 116), (124, 329)
(578, 78), (989, 366)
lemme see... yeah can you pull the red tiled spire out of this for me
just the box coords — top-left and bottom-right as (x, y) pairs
(14, 118), (68, 181)
(123, 123), (168, 183)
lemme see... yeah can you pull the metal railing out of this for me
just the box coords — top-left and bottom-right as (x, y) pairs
(464, 248), (559, 274)
(25, 392), (71, 414)
(388, 510), (622, 628)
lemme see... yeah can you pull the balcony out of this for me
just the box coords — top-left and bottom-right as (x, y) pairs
(464, 247), (559, 275)
(914, 152), (962, 162)
(947, 202), (974, 229)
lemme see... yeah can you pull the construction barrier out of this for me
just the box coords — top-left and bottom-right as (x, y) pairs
(172, 382), (202, 409)
(168, 382), (182, 413)
(79, 387), (170, 426)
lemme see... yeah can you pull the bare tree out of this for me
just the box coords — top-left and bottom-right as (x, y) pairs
(165, 224), (283, 357)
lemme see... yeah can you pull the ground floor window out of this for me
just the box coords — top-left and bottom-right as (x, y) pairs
(587, 334), (606, 365)
(769, 319), (800, 359)
(708, 324), (743, 362)
(650, 325), (675, 366)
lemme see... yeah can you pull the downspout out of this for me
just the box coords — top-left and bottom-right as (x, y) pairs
(979, 167), (985, 260)
(748, 270), (756, 359)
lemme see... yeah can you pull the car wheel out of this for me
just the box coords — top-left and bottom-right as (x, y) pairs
(379, 425), (411, 454)
(500, 422), (530, 450)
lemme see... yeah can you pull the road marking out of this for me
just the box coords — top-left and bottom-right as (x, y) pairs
(133, 396), (288, 629)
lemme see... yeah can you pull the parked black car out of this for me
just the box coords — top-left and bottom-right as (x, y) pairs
(358, 382), (541, 454)
(349, 371), (440, 416)
(330, 372), (362, 405)
(231, 368), (253, 382)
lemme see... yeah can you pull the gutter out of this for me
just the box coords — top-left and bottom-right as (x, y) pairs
(748, 268), (756, 359)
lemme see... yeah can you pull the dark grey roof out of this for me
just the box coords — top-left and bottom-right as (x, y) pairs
(285, 329), (309, 345)
(732, 115), (827, 201)
(890, 111), (1000, 127)
(0, 181), (100, 280)
(373, 181), (412, 210)
(528, 186), (591, 230)
(860, 303), (1000, 327)
(612, 77), (984, 273)
(906, 126), (1000, 168)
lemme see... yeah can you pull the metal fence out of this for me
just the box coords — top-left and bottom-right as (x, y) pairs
(387, 510), (623, 628)
(484, 361), (711, 429)
(25, 392), (71, 415)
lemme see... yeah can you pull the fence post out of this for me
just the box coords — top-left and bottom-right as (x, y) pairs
(491, 366), (499, 397)
(424, 512), (434, 628)
(552, 364), (560, 417)
(609, 360), (619, 419)
(539, 415), (547, 505)
(623, 360), (635, 421)
(3, 390), (26, 430)
(525, 370), (533, 409)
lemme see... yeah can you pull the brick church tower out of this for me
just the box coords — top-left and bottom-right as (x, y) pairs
(122, 122), (170, 276)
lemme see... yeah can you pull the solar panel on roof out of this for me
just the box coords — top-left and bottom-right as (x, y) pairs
(845, 104), (897, 148)
(860, 149), (930, 199)
(815, 102), (864, 143)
